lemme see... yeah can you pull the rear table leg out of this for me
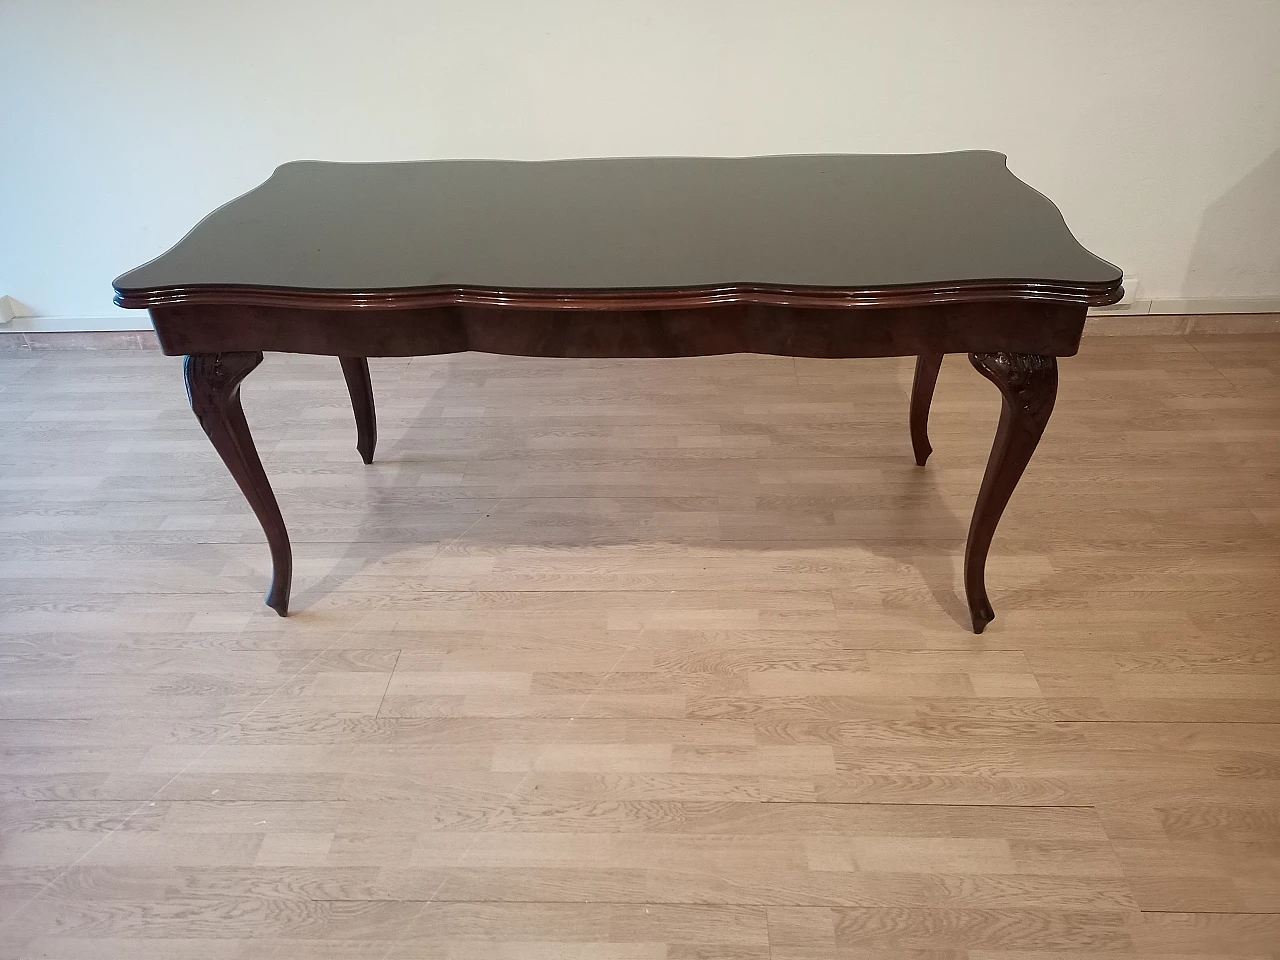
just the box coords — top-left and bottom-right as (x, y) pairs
(910, 352), (944, 466)
(339, 357), (376, 464)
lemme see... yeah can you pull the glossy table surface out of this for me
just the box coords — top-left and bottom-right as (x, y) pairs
(114, 152), (1121, 307)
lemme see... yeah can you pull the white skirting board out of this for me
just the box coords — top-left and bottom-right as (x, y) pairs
(1090, 296), (1280, 317)
(3, 299), (1279, 335)
(1084, 296), (1280, 334)
(1, 313), (156, 333)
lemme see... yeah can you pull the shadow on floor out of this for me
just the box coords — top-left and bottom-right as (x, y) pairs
(279, 355), (977, 629)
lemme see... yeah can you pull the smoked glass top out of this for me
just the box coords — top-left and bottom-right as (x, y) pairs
(115, 152), (1121, 299)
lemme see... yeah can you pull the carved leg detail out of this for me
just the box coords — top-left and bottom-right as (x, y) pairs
(185, 352), (292, 616)
(964, 352), (1058, 634)
(910, 352), (944, 466)
(339, 357), (376, 464)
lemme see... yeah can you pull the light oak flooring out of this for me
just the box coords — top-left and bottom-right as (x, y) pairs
(1, 335), (1278, 958)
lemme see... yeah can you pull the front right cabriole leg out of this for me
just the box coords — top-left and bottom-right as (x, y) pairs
(963, 352), (1058, 634)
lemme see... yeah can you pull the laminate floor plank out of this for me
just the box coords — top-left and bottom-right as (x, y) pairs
(2, 336), (1278, 957)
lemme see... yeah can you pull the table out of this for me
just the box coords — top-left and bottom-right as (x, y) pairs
(114, 152), (1123, 633)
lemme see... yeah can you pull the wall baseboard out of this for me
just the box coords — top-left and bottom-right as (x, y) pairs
(4, 302), (1279, 342)
(1088, 296), (1280, 317)
(0, 314), (154, 333)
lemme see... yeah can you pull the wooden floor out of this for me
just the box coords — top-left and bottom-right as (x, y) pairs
(1, 334), (1278, 958)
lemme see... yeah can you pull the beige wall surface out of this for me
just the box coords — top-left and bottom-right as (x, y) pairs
(2, 0), (1278, 321)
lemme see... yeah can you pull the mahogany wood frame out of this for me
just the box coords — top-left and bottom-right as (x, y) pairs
(128, 281), (1116, 634)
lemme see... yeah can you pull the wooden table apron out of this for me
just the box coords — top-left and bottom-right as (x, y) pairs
(150, 294), (1085, 634)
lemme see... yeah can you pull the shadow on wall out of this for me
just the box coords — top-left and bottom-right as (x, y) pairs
(1183, 148), (1280, 300)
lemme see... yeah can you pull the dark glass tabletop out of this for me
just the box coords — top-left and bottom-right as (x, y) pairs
(114, 152), (1121, 300)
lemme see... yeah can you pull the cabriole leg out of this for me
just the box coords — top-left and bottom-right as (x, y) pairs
(339, 356), (376, 464)
(910, 352), (944, 466)
(964, 352), (1058, 634)
(185, 352), (292, 616)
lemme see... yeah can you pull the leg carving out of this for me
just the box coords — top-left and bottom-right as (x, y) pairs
(910, 353), (944, 466)
(964, 352), (1058, 633)
(339, 357), (376, 464)
(185, 352), (292, 616)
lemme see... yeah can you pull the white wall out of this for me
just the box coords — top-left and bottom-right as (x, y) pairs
(2, 0), (1278, 324)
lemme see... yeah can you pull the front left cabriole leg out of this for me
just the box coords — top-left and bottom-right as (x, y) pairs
(185, 352), (293, 616)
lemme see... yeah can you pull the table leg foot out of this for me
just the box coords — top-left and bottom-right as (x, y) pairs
(340, 357), (376, 464)
(910, 353), (943, 466)
(964, 352), (1057, 634)
(185, 352), (293, 616)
